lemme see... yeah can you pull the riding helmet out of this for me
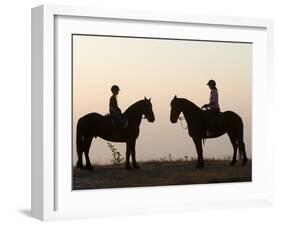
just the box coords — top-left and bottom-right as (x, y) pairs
(111, 85), (120, 92)
(207, 80), (216, 86)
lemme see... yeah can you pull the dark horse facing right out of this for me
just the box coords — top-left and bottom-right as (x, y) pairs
(76, 97), (155, 170)
(170, 96), (247, 168)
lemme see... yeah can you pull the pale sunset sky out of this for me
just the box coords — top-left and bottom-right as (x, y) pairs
(72, 35), (252, 165)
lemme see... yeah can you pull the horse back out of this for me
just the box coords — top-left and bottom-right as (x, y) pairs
(78, 112), (108, 129)
(80, 112), (104, 119)
(222, 110), (243, 122)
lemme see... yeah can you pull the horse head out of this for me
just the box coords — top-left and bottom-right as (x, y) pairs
(170, 95), (181, 123)
(142, 97), (155, 122)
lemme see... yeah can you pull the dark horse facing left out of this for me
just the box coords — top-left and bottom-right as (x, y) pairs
(76, 97), (155, 170)
(170, 96), (247, 168)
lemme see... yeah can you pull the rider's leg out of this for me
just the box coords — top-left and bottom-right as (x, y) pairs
(116, 114), (124, 128)
(207, 109), (220, 136)
(205, 110), (212, 136)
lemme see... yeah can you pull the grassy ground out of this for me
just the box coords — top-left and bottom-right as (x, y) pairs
(72, 159), (251, 190)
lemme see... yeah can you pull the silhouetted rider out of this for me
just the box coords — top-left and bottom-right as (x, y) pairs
(201, 80), (220, 136)
(109, 85), (126, 128)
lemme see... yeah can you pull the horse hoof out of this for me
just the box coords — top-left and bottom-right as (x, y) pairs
(85, 164), (93, 170)
(195, 163), (204, 169)
(76, 162), (84, 170)
(242, 159), (248, 166)
(133, 164), (140, 169)
(125, 165), (132, 170)
(229, 161), (237, 167)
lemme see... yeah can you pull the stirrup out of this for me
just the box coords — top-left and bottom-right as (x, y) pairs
(122, 119), (128, 128)
(206, 130), (213, 137)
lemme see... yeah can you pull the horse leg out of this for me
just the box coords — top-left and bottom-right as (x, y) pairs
(76, 149), (84, 170)
(228, 133), (238, 166)
(192, 137), (205, 168)
(237, 138), (247, 166)
(84, 136), (93, 170)
(76, 125), (84, 169)
(125, 141), (132, 170)
(130, 140), (140, 169)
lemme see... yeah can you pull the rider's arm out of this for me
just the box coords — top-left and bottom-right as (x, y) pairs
(201, 104), (209, 109)
(110, 96), (121, 114)
(209, 89), (218, 108)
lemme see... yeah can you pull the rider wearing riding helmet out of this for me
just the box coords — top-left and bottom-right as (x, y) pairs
(109, 85), (125, 128)
(202, 79), (220, 113)
(201, 79), (220, 136)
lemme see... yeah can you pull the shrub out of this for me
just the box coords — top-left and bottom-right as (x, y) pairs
(107, 142), (124, 165)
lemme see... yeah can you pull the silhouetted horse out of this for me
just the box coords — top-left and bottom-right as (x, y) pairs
(170, 96), (247, 168)
(76, 97), (155, 170)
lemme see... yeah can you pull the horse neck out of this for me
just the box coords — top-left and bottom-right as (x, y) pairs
(123, 102), (143, 126)
(179, 99), (202, 122)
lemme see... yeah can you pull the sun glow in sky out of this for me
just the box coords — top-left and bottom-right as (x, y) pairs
(72, 35), (252, 165)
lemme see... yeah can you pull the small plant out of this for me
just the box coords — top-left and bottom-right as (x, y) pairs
(168, 154), (172, 162)
(107, 142), (124, 165)
(160, 153), (173, 162)
(160, 156), (167, 162)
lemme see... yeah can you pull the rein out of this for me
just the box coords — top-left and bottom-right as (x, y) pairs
(178, 116), (205, 145)
(178, 116), (188, 129)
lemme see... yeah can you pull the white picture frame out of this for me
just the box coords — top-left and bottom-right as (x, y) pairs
(31, 4), (274, 221)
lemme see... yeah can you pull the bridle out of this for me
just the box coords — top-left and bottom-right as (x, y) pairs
(178, 116), (188, 129)
(173, 103), (187, 129)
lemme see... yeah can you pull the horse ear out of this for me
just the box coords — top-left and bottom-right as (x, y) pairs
(144, 96), (147, 100)
(174, 95), (177, 99)
(148, 98), (151, 102)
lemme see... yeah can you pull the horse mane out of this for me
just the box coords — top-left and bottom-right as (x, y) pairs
(177, 98), (202, 112)
(123, 99), (145, 115)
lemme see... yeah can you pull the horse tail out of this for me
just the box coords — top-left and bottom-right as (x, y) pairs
(202, 138), (206, 146)
(237, 115), (245, 161)
(76, 118), (84, 160)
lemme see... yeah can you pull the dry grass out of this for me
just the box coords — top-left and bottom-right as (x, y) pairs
(72, 159), (252, 190)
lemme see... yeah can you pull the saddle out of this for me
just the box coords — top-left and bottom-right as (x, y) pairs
(202, 110), (222, 137)
(105, 114), (128, 130)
